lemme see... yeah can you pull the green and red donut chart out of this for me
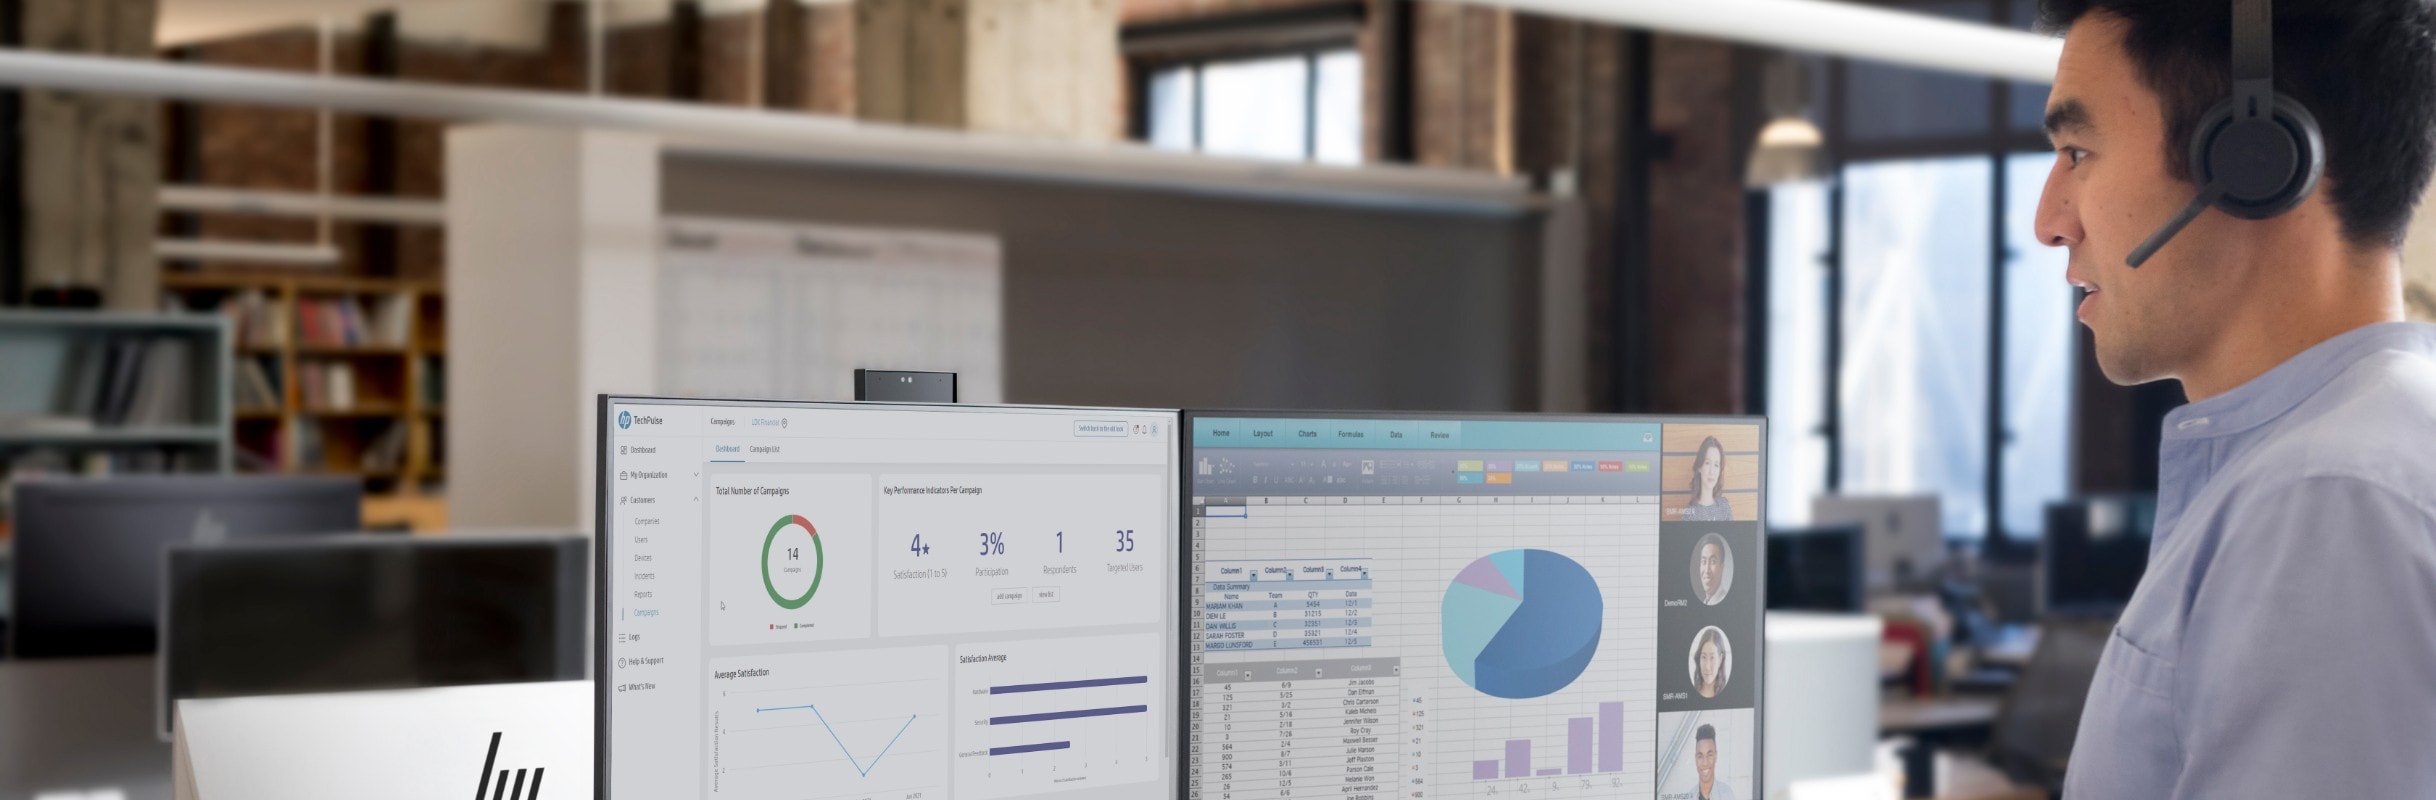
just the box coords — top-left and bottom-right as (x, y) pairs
(760, 514), (826, 610)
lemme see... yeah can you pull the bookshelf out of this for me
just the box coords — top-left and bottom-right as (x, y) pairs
(0, 310), (234, 540)
(161, 273), (446, 498)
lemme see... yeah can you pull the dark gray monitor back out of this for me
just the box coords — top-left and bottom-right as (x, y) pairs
(1766, 525), (1865, 612)
(2042, 494), (2157, 615)
(159, 535), (589, 738)
(9, 475), (362, 657)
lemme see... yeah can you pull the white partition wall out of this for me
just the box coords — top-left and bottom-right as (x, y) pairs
(445, 124), (1573, 533)
(447, 125), (660, 531)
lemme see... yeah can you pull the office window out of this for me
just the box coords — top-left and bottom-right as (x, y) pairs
(1841, 158), (1994, 537)
(1142, 48), (1363, 164)
(1760, 154), (2073, 541)
(1766, 183), (1832, 526)
(2001, 152), (2076, 538)
(1753, 1), (2074, 543)
(1146, 67), (1198, 152)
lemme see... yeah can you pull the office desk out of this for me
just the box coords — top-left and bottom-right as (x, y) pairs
(0, 656), (171, 800)
(1935, 754), (2044, 800)
(1881, 695), (2001, 734)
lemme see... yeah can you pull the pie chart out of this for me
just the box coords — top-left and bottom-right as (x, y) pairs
(1442, 549), (1603, 699)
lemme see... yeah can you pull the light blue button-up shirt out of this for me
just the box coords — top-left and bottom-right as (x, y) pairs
(2064, 322), (2436, 799)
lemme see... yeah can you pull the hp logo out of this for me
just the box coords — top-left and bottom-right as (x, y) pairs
(617, 410), (633, 430)
(474, 732), (547, 799)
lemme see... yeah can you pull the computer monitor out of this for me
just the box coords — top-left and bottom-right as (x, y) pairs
(1810, 494), (1943, 592)
(160, 534), (590, 739)
(1183, 413), (1765, 799)
(2041, 494), (2157, 614)
(597, 397), (1181, 800)
(1766, 525), (1864, 612)
(8, 475), (362, 658)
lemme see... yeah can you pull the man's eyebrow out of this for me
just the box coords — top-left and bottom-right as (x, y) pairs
(2044, 98), (2095, 142)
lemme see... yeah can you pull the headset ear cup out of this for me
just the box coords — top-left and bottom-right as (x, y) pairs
(2264, 92), (2327, 215)
(2193, 91), (2326, 220)
(2189, 96), (2240, 196)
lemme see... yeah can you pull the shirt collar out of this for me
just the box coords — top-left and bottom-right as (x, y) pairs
(2162, 322), (2436, 441)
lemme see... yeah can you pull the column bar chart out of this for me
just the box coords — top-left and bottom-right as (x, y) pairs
(1472, 701), (1632, 781)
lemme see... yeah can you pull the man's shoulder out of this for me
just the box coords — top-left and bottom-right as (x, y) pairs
(2239, 346), (2436, 508)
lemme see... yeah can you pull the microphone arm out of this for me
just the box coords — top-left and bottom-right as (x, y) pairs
(2126, 182), (2226, 268)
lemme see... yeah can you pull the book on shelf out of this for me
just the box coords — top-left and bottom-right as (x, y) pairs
(361, 423), (410, 473)
(234, 445), (280, 473)
(122, 338), (196, 427)
(99, 337), (145, 424)
(294, 423), (321, 469)
(38, 335), (206, 429)
(297, 361), (358, 411)
(371, 292), (413, 347)
(237, 356), (282, 411)
(215, 288), (285, 348)
(419, 354), (446, 407)
(296, 293), (413, 348)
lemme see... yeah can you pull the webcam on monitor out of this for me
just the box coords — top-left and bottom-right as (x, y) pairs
(852, 369), (957, 403)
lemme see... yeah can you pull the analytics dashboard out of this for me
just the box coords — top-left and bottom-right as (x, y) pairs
(1183, 414), (1764, 800)
(601, 398), (1181, 800)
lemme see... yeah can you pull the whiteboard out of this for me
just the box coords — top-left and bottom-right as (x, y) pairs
(657, 217), (1004, 403)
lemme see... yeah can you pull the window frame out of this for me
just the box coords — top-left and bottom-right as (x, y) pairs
(1130, 44), (1359, 163)
(1122, 2), (1367, 163)
(1747, 12), (2074, 549)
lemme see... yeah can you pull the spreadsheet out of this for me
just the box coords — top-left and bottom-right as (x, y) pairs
(1191, 494), (1661, 799)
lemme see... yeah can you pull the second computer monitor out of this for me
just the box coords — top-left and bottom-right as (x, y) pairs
(1184, 412), (1765, 800)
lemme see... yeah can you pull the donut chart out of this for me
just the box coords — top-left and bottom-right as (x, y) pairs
(762, 514), (826, 609)
(1441, 549), (1603, 699)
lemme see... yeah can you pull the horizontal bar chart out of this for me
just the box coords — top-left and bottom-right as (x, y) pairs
(987, 676), (1148, 695)
(988, 741), (1071, 757)
(988, 705), (1149, 725)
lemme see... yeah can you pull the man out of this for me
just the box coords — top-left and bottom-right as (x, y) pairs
(1691, 724), (1733, 800)
(2034, 0), (2436, 796)
(1697, 538), (1727, 605)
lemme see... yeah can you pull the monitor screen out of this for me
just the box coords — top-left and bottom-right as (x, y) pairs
(10, 475), (362, 658)
(1182, 413), (1765, 800)
(599, 397), (1181, 800)
(162, 535), (589, 738)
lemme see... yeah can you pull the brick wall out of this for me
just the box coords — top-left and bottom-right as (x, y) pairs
(176, 28), (557, 280)
(179, 30), (372, 272)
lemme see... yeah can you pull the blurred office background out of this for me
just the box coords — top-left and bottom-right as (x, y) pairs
(1, 1), (2435, 799)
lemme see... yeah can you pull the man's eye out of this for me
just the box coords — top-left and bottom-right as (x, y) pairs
(2062, 147), (2088, 167)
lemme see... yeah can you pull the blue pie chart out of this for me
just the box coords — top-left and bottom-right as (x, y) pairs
(1442, 549), (1603, 699)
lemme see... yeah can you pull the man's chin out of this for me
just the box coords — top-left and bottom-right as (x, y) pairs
(2091, 334), (2165, 387)
(2095, 350), (2170, 387)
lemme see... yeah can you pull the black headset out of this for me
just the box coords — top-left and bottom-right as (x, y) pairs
(2125, 0), (2325, 267)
